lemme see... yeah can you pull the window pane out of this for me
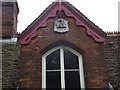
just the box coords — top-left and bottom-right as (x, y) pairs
(65, 71), (81, 89)
(46, 49), (60, 70)
(46, 72), (61, 89)
(64, 49), (79, 69)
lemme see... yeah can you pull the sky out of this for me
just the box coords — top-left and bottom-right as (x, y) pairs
(17, 0), (119, 33)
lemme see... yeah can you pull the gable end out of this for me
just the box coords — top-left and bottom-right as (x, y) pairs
(18, 1), (106, 44)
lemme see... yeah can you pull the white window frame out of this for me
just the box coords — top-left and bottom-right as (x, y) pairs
(42, 45), (85, 89)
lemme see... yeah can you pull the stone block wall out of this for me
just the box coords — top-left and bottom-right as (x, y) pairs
(104, 33), (120, 89)
(2, 43), (20, 88)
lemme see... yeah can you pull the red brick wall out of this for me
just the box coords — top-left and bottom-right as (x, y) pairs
(18, 17), (108, 89)
(1, 2), (19, 38)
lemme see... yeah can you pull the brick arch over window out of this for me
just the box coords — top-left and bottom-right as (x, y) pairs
(38, 40), (86, 88)
(40, 40), (84, 56)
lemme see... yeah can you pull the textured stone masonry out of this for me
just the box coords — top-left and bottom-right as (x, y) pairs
(2, 43), (20, 88)
(104, 33), (120, 89)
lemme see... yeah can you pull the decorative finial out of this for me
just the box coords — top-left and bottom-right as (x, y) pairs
(59, 0), (62, 11)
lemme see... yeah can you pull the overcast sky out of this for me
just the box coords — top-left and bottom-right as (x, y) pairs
(17, 0), (119, 33)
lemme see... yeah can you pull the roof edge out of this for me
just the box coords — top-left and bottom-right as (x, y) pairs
(18, 1), (106, 44)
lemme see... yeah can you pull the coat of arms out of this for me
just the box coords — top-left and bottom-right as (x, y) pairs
(54, 18), (69, 33)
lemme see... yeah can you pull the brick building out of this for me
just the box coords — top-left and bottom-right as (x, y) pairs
(1, 0), (119, 89)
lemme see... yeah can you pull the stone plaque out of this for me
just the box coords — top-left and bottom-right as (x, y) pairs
(54, 18), (69, 33)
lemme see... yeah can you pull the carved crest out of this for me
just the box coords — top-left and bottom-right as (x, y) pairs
(54, 18), (69, 33)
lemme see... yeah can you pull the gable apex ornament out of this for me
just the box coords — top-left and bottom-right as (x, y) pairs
(54, 18), (69, 33)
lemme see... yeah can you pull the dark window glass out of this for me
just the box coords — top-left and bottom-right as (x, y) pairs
(64, 49), (79, 69)
(65, 71), (81, 89)
(46, 49), (60, 70)
(46, 72), (61, 89)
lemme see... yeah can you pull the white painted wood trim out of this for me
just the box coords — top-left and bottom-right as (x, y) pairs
(42, 56), (46, 88)
(79, 56), (85, 88)
(60, 47), (65, 88)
